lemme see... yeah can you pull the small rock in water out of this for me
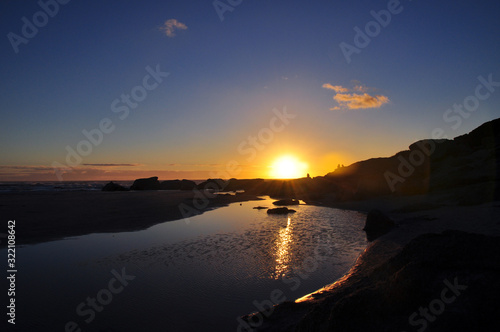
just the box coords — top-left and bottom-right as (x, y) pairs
(267, 207), (297, 215)
(273, 198), (300, 206)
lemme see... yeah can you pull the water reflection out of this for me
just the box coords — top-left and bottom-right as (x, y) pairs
(34, 198), (367, 331)
(272, 216), (293, 279)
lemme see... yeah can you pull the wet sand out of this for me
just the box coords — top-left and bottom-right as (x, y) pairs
(0, 190), (261, 246)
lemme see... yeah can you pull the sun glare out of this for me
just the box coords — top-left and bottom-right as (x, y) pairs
(270, 155), (308, 179)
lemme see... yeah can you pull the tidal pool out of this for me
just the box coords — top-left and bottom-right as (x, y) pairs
(2, 196), (367, 331)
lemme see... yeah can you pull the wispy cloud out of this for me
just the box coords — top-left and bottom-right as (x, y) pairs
(166, 163), (223, 168)
(159, 19), (188, 37)
(334, 93), (389, 109)
(0, 163), (266, 181)
(323, 82), (389, 110)
(322, 83), (349, 93)
(353, 84), (368, 92)
(0, 165), (55, 171)
(82, 163), (141, 167)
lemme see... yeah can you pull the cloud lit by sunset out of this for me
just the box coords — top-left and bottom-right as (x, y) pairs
(323, 83), (389, 110)
(159, 18), (188, 37)
(333, 93), (389, 110)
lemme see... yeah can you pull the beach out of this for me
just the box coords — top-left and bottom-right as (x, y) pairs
(2, 182), (500, 331)
(1, 190), (261, 246)
(241, 196), (500, 331)
(1, 191), (369, 331)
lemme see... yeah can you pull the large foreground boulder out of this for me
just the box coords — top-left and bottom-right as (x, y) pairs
(363, 209), (395, 240)
(242, 230), (500, 332)
(130, 177), (161, 190)
(305, 230), (500, 331)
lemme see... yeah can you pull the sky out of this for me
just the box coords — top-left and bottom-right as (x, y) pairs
(1, 0), (499, 181)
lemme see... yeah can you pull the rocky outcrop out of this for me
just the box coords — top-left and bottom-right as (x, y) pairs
(242, 231), (500, 332)
(130, 177), (161, 190)
(320, 117), (500, 201)
(273, 199), (300, 206)
(267, 207), (296, 215)
(101, 181), (129, 191)
(160, 179), (196, 190)
(196, 178), (226, 191)
(363, 209), (395, 241)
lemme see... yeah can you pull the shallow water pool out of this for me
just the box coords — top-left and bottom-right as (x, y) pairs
(1, 196), (367, 331)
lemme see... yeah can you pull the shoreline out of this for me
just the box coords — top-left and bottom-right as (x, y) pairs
(4, 188), (500, 330)
(241, 197), (500, 331)
(0, 190), (262, 247)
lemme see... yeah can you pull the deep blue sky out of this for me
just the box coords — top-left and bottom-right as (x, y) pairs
(1, 0), (499, 180)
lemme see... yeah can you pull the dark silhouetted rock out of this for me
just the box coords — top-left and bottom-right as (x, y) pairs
(101, 181), (128, 191)
(242, 231), (500, 332)
(273, 199), (300, 206)
(363, 209), (395, 240)
(160, 179), (196, 190)
(319, 117), (500, 200)
(267, 207), (296, 215)
(130, 177), (160, 190)
(253, 206), (268, 210)
(196, 178), (226, 191)
(179, 179), (196, 190)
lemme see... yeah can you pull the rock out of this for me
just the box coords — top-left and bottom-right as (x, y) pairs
(363, 209), (395, 240)
(267, 207), (296, 215)
(160, 179), (196, 190)
(179, 179), (196, 190)
(130, 177), (160, 190)
(101, 181), (128, 191)
(196, 178), (226, 191)
(241, 231), (500, 331)
(253, 206), (268, 210)
(273, 198), (300, 206)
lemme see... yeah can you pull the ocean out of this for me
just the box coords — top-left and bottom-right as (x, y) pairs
(0, 181), (128, 193)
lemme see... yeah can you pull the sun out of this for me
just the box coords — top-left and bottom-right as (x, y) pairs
(269, 155), (308, 179)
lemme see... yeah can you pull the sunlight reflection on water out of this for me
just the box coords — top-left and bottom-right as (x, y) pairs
(273, 217), (293, 279)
